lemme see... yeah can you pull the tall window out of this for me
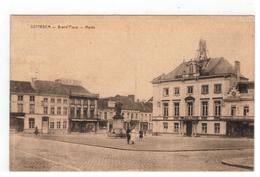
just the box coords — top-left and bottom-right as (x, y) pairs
(201, 101), (208, 118)
(18, 103), (23, 112)
(57, 107), (61, 115)
(174, 102), (180, 117)
(76, 107), (81, 117)
(174, 87), (180, 95)
(214, 123), (220, 134)
(43, 98), (48, 103)
(163, 88), (169, 97)
(63, 121), (67, 129)
(57, 98), (62, 104)
(70, 107), (75, 116)
(63, 107), (68, 115)
(29, 104), (35, 114)
(50, 122), (55, 129)
(202, 123), (207, 133)
(43, 107), (48, 114)
(50, 98), (55, 103)
(29, 118), (35, 129)
(201, 85), (209, 94)
(187, 102), (193, 116)
(163, 102), (169, 118)
(214, 84), (222, 94)
(163, 122), (168, 129)
(75, 99), (81, 105)
(18, 95), (23, 101)
(174, 123), (179, 133)
(57, 121), (61, 129)
(231, 106), (236, 116)
(104, 112), (107, 120)
(243, 106), (249, 116)
(83, 108), (88, 118)
(29, 96), (35, 102)
(187, 86), (193, 94)
(189, 64), (193, 74)
(214, 100), (221, 117)
(51, 107), (55, 114)
(63, 99), (68, 104)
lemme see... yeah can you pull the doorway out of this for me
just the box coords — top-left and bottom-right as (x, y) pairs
(186, 121), (192, 136)
(42, 117), (49, 134)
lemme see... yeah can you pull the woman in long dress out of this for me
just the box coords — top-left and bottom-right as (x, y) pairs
(130, 128), (137, 144)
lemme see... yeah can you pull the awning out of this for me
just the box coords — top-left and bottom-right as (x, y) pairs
(16, 116), (25, 119)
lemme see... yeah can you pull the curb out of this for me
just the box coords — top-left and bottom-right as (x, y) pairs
(221, 159), (254, 170)
(20, 134), (254, 153)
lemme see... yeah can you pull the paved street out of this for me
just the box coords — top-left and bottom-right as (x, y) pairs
(10, 133), (254, 171)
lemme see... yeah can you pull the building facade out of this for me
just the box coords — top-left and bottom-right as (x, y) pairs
(152, 40), (254, 137)
(98, 95), (153, 134)
(10, 79), (99, 134)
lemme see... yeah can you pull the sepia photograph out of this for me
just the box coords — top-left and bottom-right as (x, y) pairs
(9, 15), (254, 171)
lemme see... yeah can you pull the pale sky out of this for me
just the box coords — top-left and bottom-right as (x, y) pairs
(11, 16), (254, 100)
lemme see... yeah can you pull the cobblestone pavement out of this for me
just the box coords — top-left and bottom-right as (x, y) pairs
(18, 133), (254, 151)
(10, 133), (254, 171)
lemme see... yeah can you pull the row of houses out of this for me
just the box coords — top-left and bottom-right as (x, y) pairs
(10, 79), (152, 134)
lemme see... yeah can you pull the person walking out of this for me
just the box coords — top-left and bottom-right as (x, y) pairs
(139, 129), (143, 141)
(126, 128), (131, 144)
(130, 128), (136, 144)
(34, 126), (39, 136)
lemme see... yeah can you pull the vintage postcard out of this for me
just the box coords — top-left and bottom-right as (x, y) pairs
(10, 15), (254, 171)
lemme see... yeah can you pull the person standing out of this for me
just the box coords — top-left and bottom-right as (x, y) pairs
(130, 128), (136, 144)
(34, 126), (39, 136)
(126, 128), (131, 144)
(139, 129), (143, 141)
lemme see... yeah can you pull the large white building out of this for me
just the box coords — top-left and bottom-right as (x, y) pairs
(152, 40), (254, 137)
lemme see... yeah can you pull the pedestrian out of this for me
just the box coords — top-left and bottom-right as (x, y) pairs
(130, 128), (136, 144)
(34, 126), (39, 136)
(139, 129), (143, 141)
(126, 128), (131, 144)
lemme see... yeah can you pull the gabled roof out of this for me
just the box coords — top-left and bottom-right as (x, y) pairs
(10, 80), (36, 94)
(152, 58), (248, 84)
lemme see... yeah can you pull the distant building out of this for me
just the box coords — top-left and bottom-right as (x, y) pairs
(10, 78), (99, 134)
(151, 40), (254, 137)
(98, 95), (153, 134)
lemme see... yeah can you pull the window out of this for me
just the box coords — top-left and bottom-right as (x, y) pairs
(163, 102), (169, 118)
(18, 95), (23, 101)
(43, 107), (48, 114)
(174, 102), (180, 117)
(83, 100), (88, 105)
(83, 108), (88, 118)
(214, 123), (220, 134)
(243, 106), (249, 116)
(174, 123), (179, 133)
(57, 107), (61, 115)
(63, 107), (68, 115)
(149, 114), (152, 121)
(51, 107), (55, 114)
(201, 85), (209, 94)
(63, 121), (67, 129)
(18, 103), (23, 112)
(29, 118), (35, 128)
(214, 84), (222, 94)
(163, 122), (168, 129)
(50, 98), (55, 103)
(201, 101), (208, 118)
(104, 112), (107, 120)
(174, 87), (180, 95)
(163, 88), (169, 97)
(131, 113), (133, 119)
(187, 86), (193, 94)
(136, 113), (138, 119)
(70, 107), (75, 116)
(57, 121), (61, 129)
(50, 122), (55, 129)
(30, 96), (35, 102)
(75, 99), (81, 105)
(202, 123), (207, 133)
(76, 107), (81, 117)
(43, 98), (48, 102)
(187, 102), (193, 116)
(57, 98), (62, 104)
(29, 104), (35, 114)
(231, 106), (236, 116)
(63, 99), (68, 104)
(214, 101), (221, 117)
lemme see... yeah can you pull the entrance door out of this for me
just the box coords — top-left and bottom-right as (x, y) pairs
(42, 117), (49, 134)
(186, 121), (192, 136)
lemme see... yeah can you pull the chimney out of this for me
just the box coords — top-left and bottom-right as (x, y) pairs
(31, 77), (37, 89)
(128, 95), (135, 102)
(234, 61), (240, 81)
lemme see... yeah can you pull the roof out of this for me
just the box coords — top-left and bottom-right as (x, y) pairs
(10, 80), (36, 94)
(10, 80), (98, 98)
(152, 58), (248, 84)
(98, 95), (153, 113)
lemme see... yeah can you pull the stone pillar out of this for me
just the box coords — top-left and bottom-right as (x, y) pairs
(80, 100), (83, 118)
(87, 100), (90, 118)
(94, 99), (98, 118)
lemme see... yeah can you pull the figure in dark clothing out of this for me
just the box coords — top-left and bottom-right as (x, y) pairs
(139, 130), (143, 141)
(126, 128), (131, 144)
(34, 126), (39, 136)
